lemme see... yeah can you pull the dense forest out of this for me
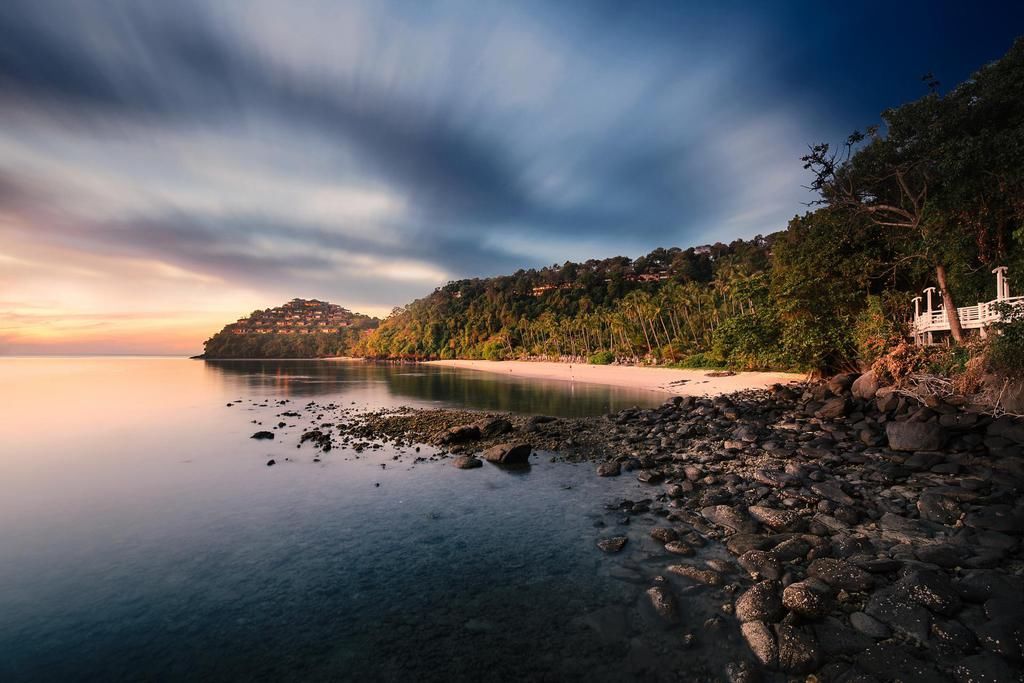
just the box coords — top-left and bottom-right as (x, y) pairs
(212, 39), (1024, 374)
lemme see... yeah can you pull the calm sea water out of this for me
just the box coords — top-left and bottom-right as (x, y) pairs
(0, 358), (734, 682)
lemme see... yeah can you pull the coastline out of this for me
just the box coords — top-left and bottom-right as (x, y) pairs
(426, 359), (804, 396)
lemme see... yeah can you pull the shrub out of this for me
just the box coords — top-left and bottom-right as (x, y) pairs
(852, 296), (902, 367)
(674, 353), (726, 369)
(988, 303), (1024, 374)
(588, 350), (615, 365)
(481, 339), (507, 361)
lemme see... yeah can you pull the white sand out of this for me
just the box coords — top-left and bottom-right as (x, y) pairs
(426, 360), (804, 396)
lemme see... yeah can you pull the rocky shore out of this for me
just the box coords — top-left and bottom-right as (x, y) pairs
(243, 371), (1024, 682)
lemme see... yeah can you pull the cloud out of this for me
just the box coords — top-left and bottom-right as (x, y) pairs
(9, 0), (1017, 353)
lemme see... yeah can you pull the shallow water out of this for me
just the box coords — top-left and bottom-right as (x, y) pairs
(0, 358), (733, 681)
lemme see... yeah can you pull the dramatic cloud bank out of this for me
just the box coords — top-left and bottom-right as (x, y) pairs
(1, 0), (1020, 353)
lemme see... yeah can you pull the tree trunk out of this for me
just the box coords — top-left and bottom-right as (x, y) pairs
(935, 264), (965, 343)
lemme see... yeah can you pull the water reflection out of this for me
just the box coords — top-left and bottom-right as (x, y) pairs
(202, 359), (664, 416)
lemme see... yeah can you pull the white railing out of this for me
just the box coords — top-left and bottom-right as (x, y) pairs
(912, 295), (1024, 335)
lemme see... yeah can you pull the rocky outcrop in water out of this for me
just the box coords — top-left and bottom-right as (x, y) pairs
(235, 370), (1024, 681)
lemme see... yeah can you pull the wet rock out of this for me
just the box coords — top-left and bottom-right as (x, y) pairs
(953, 653), (1019, 683)
(813, 617), (873, 657)
(596, 461), (621, 477)
(597, 536), (628, 553)
(735, 580), (782, 623)
(645, 585), (680, 624)
(782, 580), (833, 619)
(930, 618), (976, 653)
(808, 558), (873, 592)
(774, 623), (821, 674)
(441, 423), (481, 444)
(748, 505), (802, 532)
(482, 442), (532, 464)
(885, 421), (945, 451)
(664, 541), (694, 556)
(701, 505), (757, 533)
(864, 585), (931, 645)
(451, 455), (482, 469)
(636, 470), (664, 484)
(251, 431), (275, 440)
(850, 611), (890, 639)
(899, 569), (961, 616)
(856, 643), (940, 683)
(667, 564), (724, 586)
(649, 527), (678, 543)
(738, 550), (783, 580)
(740, 621), (777, 669)
(973, 618), (1023, 662)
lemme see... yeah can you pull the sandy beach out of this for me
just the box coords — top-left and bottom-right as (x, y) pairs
(426, 359), (804, 396)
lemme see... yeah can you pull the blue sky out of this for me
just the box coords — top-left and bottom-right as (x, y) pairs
(1, 0), (1021, 353)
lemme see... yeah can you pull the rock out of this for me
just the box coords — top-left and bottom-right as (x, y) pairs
(851, 371), (880, 401)
(876, 387), (900, 412)
(266, 458), (276, 466)
(898, 569), (961, 616)
(953, 653), (1019, 683)
(645, 585), (679, 624)
(441, 423), (481, 444)
(808, 558), (873, 592)
(964, 505), (1024, 534)
(774, 623), (821, 674)
(748, 505), (803, 531)
(816, 397), (851, 420)
(931, 618), (977, 653)
(472, 417), (512, 438)
(738, 549), (783, 580)
(649, 527), (678, 543)
(636, 470), (664, 484)
(664, 541), (694, 556)
(917, 491), (962, 525)
(771, 537), (811, 562)
(701, 505), (757, 533)
(740, 621), (778, 669)
(782, 580), (833, 619)
(251, 431), (275, 440)
(481, 442), (532, 464)
(850, 611), (890, 639)
(597, 536), (628, 553)
(813, 617), (873, 657)
(596, 461), (621, 477)
(451, 455), (482, 469)
(856, 643), (940, 683)
(885, 421), (946, 451)
(864, 585), (931, 645)
(735, 580), (783, 623)
(667, 564), (724, 586)
(828, 373), (858, 394)
(811, 481), (856, 506)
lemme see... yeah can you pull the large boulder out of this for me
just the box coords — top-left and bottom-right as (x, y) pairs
(851, 371), (880, 401)
(482, 442), (533, 464)
(886, 421), (946, 451)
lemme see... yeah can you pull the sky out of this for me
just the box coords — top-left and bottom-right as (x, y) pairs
(1, 1), (1022, 355)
